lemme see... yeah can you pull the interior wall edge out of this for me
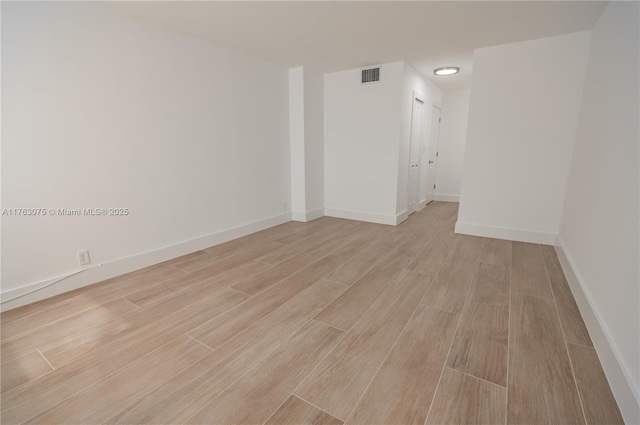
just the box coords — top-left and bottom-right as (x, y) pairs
(0, 212), (293, 312)
(555, 238), (640, 425)
(434, 194), (460, 202)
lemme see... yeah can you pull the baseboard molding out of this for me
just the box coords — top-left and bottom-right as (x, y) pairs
(324, 207), (396, 226)
(434, 193), (460, 202)
(454, 222), (555, 245)
(1, 212), (293, 312)
(396, 210), (409, 225)
(292, 208), (324, 223)
(555, 238), (640, 425)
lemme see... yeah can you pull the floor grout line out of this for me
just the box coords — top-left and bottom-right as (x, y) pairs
(120, 296), (140, 308)
(448, 367), (508, 390)
(310, 318), (349, 333)
(423, 237), (486, 425)
(185, 334), (215, 351)
(37, 349), (55, 370)
(541, 244), (588, 425)
(505, 240), (513, 425)
(289, 394), (345, 424)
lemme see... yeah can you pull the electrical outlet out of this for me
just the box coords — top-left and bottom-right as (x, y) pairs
(282, 202), (287, 211)
(78, 250), (91, 265)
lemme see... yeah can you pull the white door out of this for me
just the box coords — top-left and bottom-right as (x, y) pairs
(407, 95), (424, 215)
(424, 105), (441, 204)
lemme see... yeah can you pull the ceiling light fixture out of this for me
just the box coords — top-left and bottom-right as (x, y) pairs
(434, 67), (460, 76)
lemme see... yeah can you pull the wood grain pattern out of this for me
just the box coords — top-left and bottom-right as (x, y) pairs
(233, 237), (346, 295)
(479, 238), (511, 267)
(294, 270), (431, 420)
(346, 304), (458, 425)
(1, 298), (137, 365)
(24, 336), (211, 425)
(511, 242), (553, 298)
(447, 263), (509, 386)
(1, 351), (53, 394)
(107, 280), (346, 425)
(408, 227), (459, 276)
(541, 245), (593, 347)
(423, 235), (484, 313)
(0, 202), (619, 425)
(185, 321), (344, 425)
(508, 292), (584, 424)
(325, 240), (394, 285)
(188, 255), (347, 348)
(124, 258), (270, 306)
(266, 395), (343, 425)
(1, 265), (185, 341)
(567, 343), (624, 425)
(314, 247), (416, 331)
(1, 289), (247, 425)
(426, 368), (506, 425)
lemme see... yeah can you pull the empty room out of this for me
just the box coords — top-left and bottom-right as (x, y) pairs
(1, 1), (638, 424)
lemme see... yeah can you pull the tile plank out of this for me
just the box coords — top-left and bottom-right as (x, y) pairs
(0, 289), (247, 425)
(266, 395), (343, 425)
(325, 240), (393, 285)
(185, 321), (344, 425)
(314, 247), (416, 331)
(346, 304), (458, 425)
(423, 235), (484, 313)
(541, 245), (593, 347)
(189, 255), (347, 348)
(1, 351), (53, 394)
(426, 368), (506, 425)
(24, 336), (211, 425)
(408, 228), (459, 276)
(447, 263), (509, 386)
(508, 292), (584, 424)
(1, 298), (137, 365)
(567, 343), (624, 425)
(107, 280), (346, 425)
(479, 238), (511, 267)
(233, 237), (346, 295)
(511, 242), (553, 298)
(294, 270), (431, 420)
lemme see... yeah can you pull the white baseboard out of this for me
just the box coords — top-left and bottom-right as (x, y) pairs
(1, 212), (293, 312)
(454, 222), (555, 245)
(434, 193), (460, 202)
(292, 208), (324, 223)
(324, 207), (396, 226)
(555, 238), (640, 425)
(396, 210), (409, 225)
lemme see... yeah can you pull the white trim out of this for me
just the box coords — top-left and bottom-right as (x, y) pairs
(396, 210), (409, 225)
(324, 207), (396, 226)
(434, 193), (460, 202)
(555, 237), (640, 425)
(1, 212), (292, 312)
(291, 208), (324, 223)
(454, 221), (555, 245)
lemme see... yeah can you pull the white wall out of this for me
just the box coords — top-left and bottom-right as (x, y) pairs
(2, 2), (291, 306)
(435, 89), (470, 202)
(457, 31), (592, 244)
(324, 62), (404, 225)
(558, 2), (639, 422)
(397, 64), (442, 217)
(303, 69), (324, 218)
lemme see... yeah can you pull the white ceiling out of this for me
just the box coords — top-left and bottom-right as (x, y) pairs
(108, 1), (607, 91)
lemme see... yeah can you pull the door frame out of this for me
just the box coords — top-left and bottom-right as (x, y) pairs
(407, 90), (426, 215)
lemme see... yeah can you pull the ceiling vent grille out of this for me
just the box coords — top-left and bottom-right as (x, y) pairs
(361, 67), (380, 84)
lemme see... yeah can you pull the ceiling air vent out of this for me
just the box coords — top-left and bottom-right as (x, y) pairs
(361, 67), (380, 84)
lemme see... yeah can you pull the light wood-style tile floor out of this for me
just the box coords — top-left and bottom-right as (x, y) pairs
(0, 202), (624, 424)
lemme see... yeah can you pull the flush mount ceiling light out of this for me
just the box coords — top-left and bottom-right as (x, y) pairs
(434, 67), (460, 76)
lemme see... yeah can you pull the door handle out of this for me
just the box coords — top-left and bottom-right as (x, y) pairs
(429, 160), (434, 164)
